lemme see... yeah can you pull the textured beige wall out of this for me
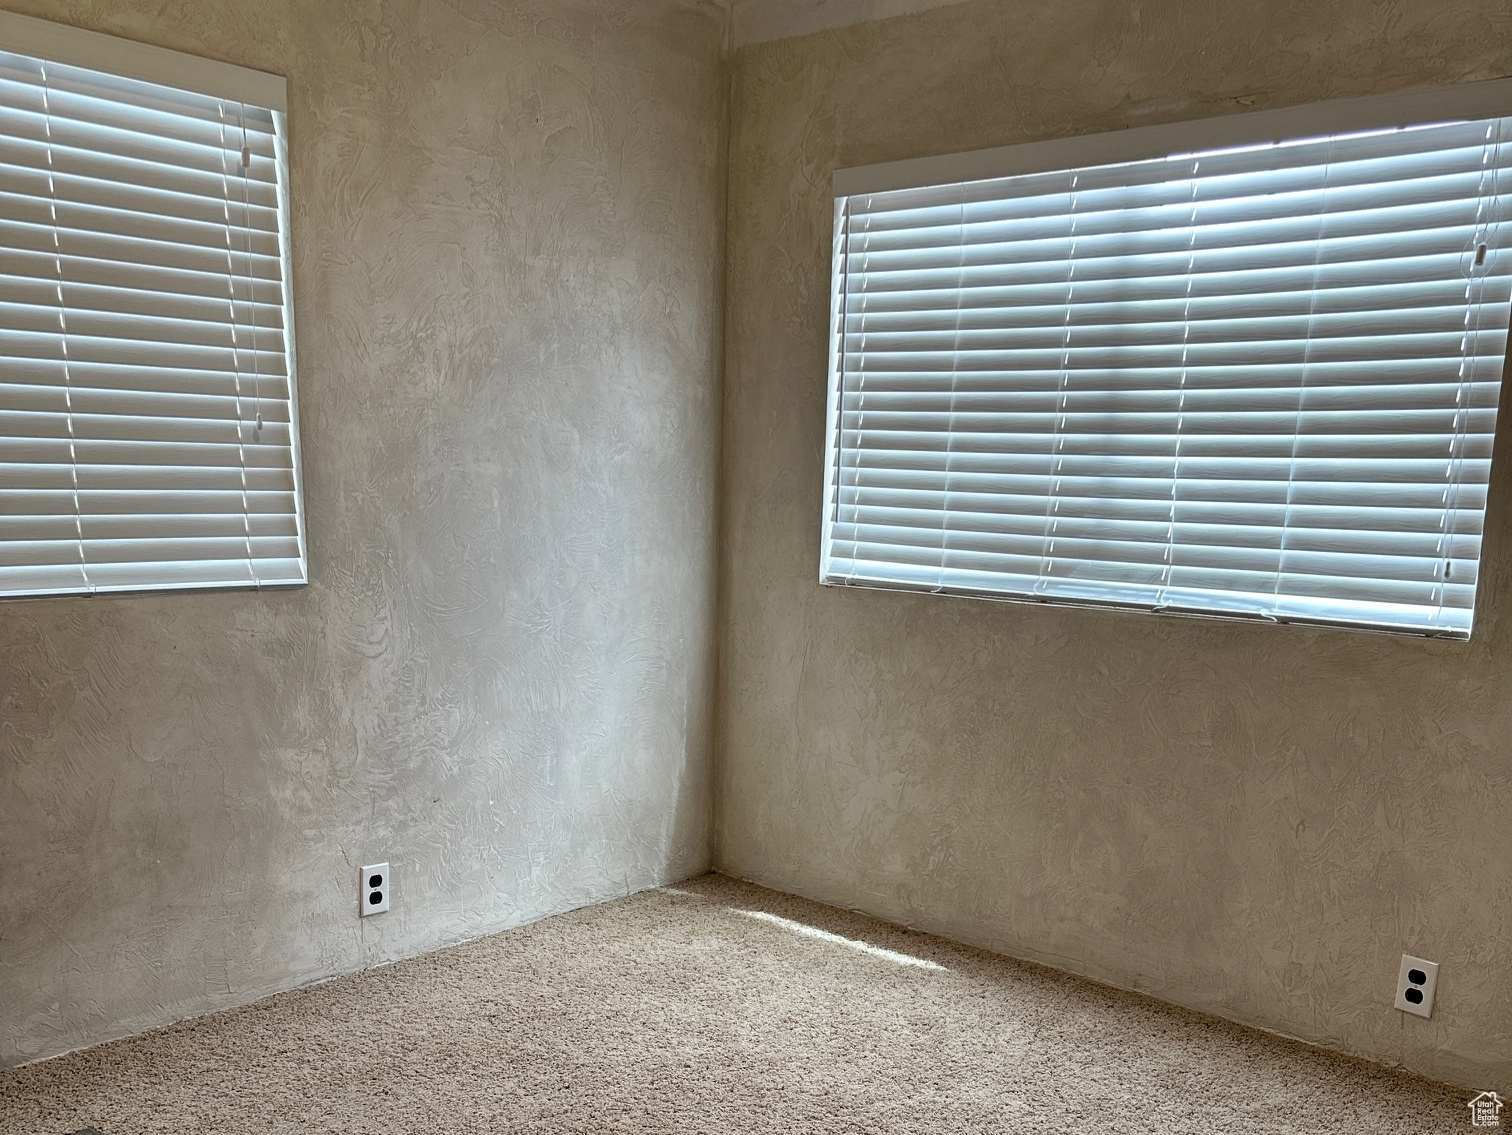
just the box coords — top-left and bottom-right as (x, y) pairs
(716, 0), (1512, 1090)
(0, 0), (727, 1066)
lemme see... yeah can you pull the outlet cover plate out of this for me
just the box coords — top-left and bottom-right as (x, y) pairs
(361, 862), (390, 917)
(1395, 953), (1438, 1018)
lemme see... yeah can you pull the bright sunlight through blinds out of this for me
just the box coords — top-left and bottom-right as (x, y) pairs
(822, 101), (1512, 638)
(0, 30), (304, 598)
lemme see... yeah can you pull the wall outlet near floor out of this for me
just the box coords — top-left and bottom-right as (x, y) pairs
(1394, 954), (1438, 1018)
(360, 862), (391, 917)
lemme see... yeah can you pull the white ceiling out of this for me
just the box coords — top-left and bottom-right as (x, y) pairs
(729, 0), (971, 47)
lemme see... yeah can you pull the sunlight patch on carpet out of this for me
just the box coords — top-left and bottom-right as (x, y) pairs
(731, 909), (947, 971)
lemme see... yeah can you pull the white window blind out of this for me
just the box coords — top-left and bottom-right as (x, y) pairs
(0, 13), (305, 598)
(823, 84), (1512, 637)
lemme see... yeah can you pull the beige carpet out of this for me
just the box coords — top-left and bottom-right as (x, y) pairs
(0, 874), (1469, 1134)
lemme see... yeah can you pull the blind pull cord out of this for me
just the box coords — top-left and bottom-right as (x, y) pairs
(844, 200), (873, 586)
(40, 62), (90, 592)
(936, 184), (968, 595)
(836, 197), (860, 581)
(1441, 122), (1507, 602)
(1036, 170), (1080, 591)
(1155, 157), (1203, 611)
(220, 100), (256, 585)
(1271, 137), (1337, 610)
(241, 103), (262, 440)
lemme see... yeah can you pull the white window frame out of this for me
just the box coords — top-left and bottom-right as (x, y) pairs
(822, 78), (1512, 638)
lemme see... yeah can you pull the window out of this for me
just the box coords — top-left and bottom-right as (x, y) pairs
(0, 12), (305, 597)
(821, 82), (1512, 638)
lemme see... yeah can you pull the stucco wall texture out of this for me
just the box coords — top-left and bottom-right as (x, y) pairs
(715, 0), (1512, 1092)
(0, 0), (727, 1066)
(6, 0), (1512, 1095)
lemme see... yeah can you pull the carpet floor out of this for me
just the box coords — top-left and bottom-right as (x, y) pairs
(0, 874), (1471, 1134)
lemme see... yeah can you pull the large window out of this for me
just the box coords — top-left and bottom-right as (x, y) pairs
(821, 82), (1512, 637)
(0, 13), (305, 598)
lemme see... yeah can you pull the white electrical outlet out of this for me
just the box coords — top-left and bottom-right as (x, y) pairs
(360, 862), (390, 917)
(1395, 953), (1438, 1018)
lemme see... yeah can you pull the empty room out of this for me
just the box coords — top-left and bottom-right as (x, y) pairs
(1, 0), (1508, 1131)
